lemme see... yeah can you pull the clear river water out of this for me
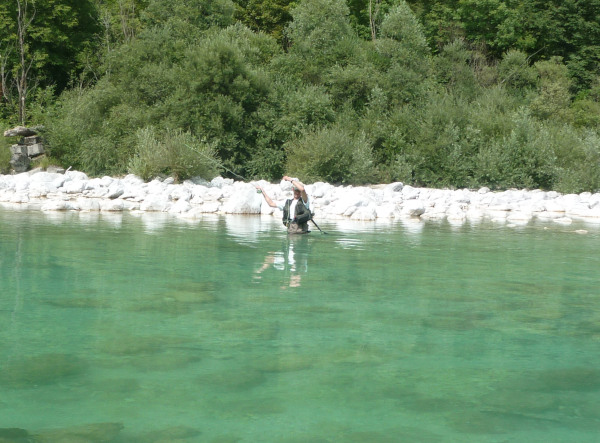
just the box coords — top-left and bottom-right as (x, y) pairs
(1, 208), (599, 442)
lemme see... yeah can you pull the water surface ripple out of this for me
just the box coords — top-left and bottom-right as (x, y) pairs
(1, 210), (599, 442)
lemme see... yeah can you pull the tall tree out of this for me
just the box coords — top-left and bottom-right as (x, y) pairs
(0, 0), (101, 123)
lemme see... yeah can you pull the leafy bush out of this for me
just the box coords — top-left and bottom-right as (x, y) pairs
(551, 126), (600, 193)
(474, 109), (555, 189)
(497, 49), (538, 92)
(285, 124), (375, 184)
(128, 127), (220, 182)
(0, 131), (11, 174)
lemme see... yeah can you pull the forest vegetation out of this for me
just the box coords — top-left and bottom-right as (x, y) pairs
(1, 0), (599, 192)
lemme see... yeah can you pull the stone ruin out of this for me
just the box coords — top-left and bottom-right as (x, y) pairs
(4, 125), (45, 173)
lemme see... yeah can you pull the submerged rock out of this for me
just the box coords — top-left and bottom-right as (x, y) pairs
(0, 428), (30, 443)
(0, 353), (87, 387)
(33, 422), (124, 443)
(133, 425), (201, 443)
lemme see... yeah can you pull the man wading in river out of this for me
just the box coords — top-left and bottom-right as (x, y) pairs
(256, 176), (311, 234)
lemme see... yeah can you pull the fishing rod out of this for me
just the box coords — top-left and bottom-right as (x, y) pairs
(310, 216), (328, 235)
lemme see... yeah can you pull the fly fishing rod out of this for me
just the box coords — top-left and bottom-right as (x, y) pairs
(310, 216), (328, 235)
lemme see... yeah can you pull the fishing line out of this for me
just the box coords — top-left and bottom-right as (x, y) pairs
(184, 143), (249, 182)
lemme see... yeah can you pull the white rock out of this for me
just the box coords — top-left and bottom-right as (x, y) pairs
(211, 176), (233, 188)
(61, 180), (87, 194)
(140, 194), (170, 212)
(10, 192), (29, 203)
(544, 200), (565, 213)
(77, 197), (100, 211)
(100, 199), (125, 211)
(351, 205), (377, 220)
(375, 204), (396, 219)
(41, 200), (69, 211)
(14, 173), (31, 191)
(65, 170), (89, 181)
(402, 185), (420, 200)
(223, 185), (262, 214)
(106, 183), (125, 199)
(169, 199), (192, 214)
(199, 201), (221, 213)
(204, 187), (224, 201)
(401, 200), (425, 217)
(170, 187), (191, 202)
(309, 182), (333, 198)
(123, 174), (144, 185)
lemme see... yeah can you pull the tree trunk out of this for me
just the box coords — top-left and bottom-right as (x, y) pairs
(16, 0), (35, 125)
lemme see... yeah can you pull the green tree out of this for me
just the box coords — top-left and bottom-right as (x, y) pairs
(232, 0), (294, 45)
(0, 0), (101, 123)
(375, 2), (433, 106)
(529, 57), (572, 121)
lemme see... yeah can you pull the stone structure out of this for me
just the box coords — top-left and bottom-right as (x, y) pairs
(4, 126), (45, 173)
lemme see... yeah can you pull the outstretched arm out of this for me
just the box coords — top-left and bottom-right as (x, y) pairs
(283, 176), (308, 203)
(256, 185), (278, 208)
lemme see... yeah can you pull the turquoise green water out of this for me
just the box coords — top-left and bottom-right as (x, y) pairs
(1, 209), (600, 442)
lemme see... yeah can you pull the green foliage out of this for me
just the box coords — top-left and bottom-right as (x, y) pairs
(433, 39), (481, 98)
(529, 57), (572, 121)
(497, 49), (538, 91)
(0, 0), (101, 95)
(0, 127), (10, 174)
(25, 0), (600, 194)
(474, 109), (555, 189)
(375, 2), (433, 106)
(141, 0), (235, 32)
(232, 0), (294, 45)
(128, 126), (220, 181)
(550, 126), (600, 193)
(285, 123), (375, 184)
(287, 0), (355, 64)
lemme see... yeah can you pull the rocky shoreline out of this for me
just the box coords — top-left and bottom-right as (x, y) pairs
(1, 168), (600, 227)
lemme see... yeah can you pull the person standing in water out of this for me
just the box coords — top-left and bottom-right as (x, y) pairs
(256, 176), (311, 234)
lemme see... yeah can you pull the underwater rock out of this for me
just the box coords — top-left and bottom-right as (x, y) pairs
(447, 409), (559, 435)
(129, 348), (202, 372)
(135, 425), (201, 443)
(524, 368), (600, 392)
(214, 320), (279, 341)
(43, 297), (114, 309)
(256, 354), (314, 373)
(208, 436), (241, 443)
(210, 396), (285, 417)
(33, 422), (124, 443)
(0, 353), (87, 387)
(129, 282), (217, 315)
(98, 335), (190, 356)
(197, 368), (266, 392)
(0, 428), (30, 443)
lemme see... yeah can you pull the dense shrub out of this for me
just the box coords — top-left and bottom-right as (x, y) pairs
(474, 109), (555, 189)
(128, 127), (220, 182)
(0, 129), (11, 174)
(285, 124), (375, 184)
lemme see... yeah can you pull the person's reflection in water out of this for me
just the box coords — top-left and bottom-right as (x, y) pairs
(254, 236), (309, 289)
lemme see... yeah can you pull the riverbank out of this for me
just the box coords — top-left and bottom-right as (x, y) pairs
(1, 168), (600, 227)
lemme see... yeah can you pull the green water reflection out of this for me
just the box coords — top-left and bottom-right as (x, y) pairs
(1, 209), (599, 442)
